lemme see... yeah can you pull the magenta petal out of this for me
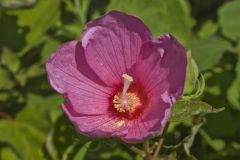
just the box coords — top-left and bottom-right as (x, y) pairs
(134, 34), (187, 100)
(46, 41), (113, 115)
(81, 10), (152, 86)
(63, 103), (128, 137)
(120, 99), (170, 142)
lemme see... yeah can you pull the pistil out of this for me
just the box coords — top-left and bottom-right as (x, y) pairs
(112, 74), (142, 113)
(121, 74), (133, 98)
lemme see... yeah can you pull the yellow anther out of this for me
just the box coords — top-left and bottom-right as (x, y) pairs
(113, 92), (141, 112)
(112, 74), (141, 112)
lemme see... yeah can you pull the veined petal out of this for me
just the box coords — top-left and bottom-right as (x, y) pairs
(81, 10), (152, 86)
(120, 98), (170, 143)
(46, 41), (113, 115)
(63, 103), (129, 137)
(134, 34), (187, 100)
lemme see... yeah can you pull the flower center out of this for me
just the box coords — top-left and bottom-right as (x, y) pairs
(112, 74), (142, 112)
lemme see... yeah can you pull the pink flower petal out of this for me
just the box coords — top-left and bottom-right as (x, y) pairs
(134, 34), (187, 100)
(81, 10), (152, 86)
(121, 98), (170, 142)
(46, 41), (113, 115)
(63, 103), (129, 137)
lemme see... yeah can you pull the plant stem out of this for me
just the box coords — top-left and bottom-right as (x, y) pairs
(125, 144), (146, 158)
(152, 122), (170, 160)
(143, 140), (151, 160)
(144, 140), (150, 153)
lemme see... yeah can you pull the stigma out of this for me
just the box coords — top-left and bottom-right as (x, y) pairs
(113, 74), (142, 112)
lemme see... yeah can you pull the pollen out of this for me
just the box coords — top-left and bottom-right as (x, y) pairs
(112, 74), (142, 112)
(113, 92), (141, 112)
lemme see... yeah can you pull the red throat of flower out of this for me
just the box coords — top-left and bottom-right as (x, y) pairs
(111, 74), (147, 120)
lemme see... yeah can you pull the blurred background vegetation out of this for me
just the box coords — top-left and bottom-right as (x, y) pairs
(0, 0), (240, 159)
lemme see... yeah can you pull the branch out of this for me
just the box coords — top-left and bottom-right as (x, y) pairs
(152, 122), (170, 160)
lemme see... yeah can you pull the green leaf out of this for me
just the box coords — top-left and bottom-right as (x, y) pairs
(227, 79), (240, 110)
(197, 20), (218, 38)
(61, 22), (83, 39)
(40, 37), (60, 64)
(51, 116), (86, 158)
(192, 36), (232, 71)
(107, 0), (196, 47)
(183, 51), (199, 95)
(72, 142), (91, 160)
(16, 93), (62, 133)
(218, 0), (240, 41)
(6, 0), (60, 56)
(15, 64), (45, 86)
(0, 147), (19, 160)
(0, 68), (15, 90)
(227, 55), (240, 110)
(0, 120), (45, 160)
(170, 100), (224, 122)
(45, 129), (58, 160)
(199, 130), (225, 151)
(1, 48), (20, 73)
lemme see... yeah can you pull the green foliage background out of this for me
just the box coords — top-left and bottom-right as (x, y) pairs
(0, 0), (240, 159)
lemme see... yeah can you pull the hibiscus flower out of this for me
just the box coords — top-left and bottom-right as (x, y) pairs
(46, 10), (187, 143)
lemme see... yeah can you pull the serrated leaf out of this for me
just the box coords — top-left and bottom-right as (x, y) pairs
(170, 100), (224, 122)
(218, 0), (240, 41)
(192, 36), (232, 71)
(107, 0), (196, 47)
